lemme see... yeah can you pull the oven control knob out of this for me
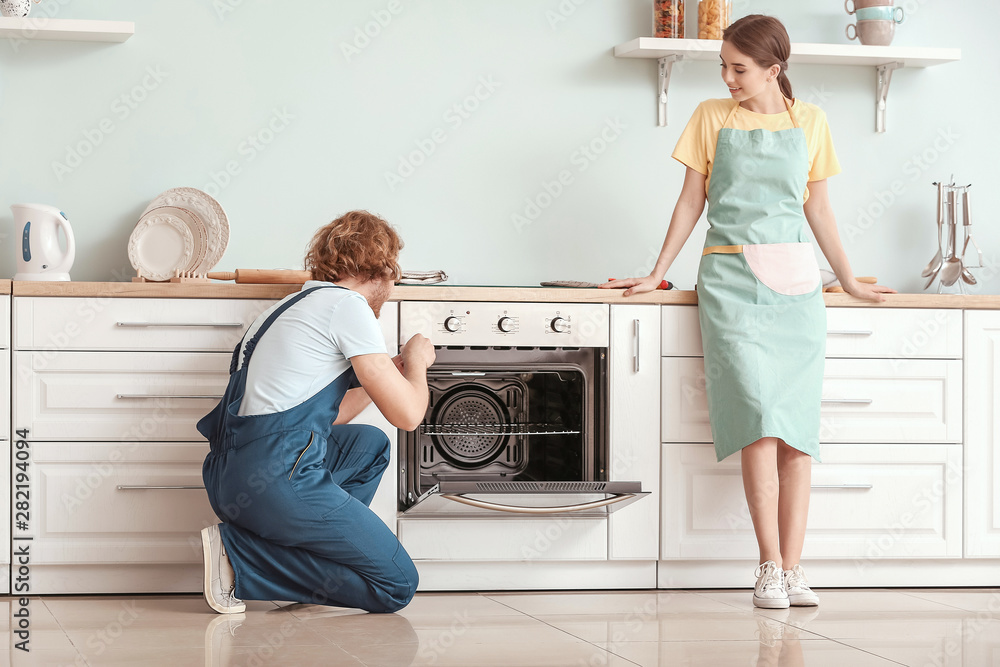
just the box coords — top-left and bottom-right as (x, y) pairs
(443, 316), (461, 333)
(550, 316), (569, 333)
(497, 316), (515, 333)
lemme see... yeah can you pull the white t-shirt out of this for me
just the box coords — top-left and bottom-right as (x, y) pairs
(237, 281), (387, 416)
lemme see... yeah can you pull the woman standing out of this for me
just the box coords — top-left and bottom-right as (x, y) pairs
(604, 14), (895, 608)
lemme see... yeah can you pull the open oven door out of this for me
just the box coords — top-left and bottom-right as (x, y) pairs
(399, 481), (649, 519)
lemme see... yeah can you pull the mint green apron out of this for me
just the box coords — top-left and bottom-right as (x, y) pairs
(697, 98), (826, 462)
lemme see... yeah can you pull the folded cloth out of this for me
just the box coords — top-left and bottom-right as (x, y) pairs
(399, 270), (448, 285)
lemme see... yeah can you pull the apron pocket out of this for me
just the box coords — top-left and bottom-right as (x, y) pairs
(742, 242), (821, 296)
(288, 432), (315, 480)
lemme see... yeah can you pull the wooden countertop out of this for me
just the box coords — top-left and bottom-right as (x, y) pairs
(10, 281), (1000, 308)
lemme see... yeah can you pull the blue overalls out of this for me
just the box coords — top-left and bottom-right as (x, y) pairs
(198, 285), (418, 613)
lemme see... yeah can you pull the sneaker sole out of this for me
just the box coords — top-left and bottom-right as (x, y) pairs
(788, 596), (819, 607)
(753, 595), (790, 609)
(202, 527), (246, 614)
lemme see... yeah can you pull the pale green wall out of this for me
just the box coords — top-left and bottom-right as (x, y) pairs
(0, 0), (992, 293)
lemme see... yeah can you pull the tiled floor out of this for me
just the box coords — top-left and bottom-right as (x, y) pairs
(2, 588), (998, 666)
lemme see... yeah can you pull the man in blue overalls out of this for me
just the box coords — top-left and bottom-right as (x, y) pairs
(198, 210), (434, 614)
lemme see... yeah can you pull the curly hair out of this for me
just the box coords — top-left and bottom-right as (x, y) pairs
(304, 210), (403, 283)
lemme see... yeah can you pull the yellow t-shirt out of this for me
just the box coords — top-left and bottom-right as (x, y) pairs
(671, 98), (841, 203)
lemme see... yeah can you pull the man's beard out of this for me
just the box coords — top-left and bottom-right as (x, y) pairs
(366, 279), (393, 319)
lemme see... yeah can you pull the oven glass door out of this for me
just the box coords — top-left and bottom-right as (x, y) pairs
(399, 481), (649, 519)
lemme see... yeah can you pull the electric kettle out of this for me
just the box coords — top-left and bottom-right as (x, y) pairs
(11, 203), (76, 281)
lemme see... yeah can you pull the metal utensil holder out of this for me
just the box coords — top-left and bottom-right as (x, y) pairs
(927, 176), (979, 294)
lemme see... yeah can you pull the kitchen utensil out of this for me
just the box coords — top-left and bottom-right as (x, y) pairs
(961, 265), (977, 285)
(961, 187), (983, 269)
(845, 0), (894, 14)
(11, 203), (76, 281)
(206, 269), (312, 284)
(142, 188), (229, 274)
(939, 190), (963, 287)
(128, 212), (195, 282)
(922, 182), (944, 278)
(846, 19), (896, 46)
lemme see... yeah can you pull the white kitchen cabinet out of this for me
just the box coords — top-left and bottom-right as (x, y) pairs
(608, 305), (661, 559)
(14, 297), (273, 352)
(661, 443), (962, 560)
(661, 357), (962, 444)
(0, 296), (10, 595)
(10, 295), (400, 594)
(661, 305), (962, 359)
(19, 442), (216, 594)
(964, 311), (1000, 557)
(14, 351), (231, 441)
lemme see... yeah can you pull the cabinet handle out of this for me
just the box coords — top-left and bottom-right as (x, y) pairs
(810, 484), (873, 490)
(633, 319), (640, 373)
(440, 492), (637, 514)
(826, 330), (873, 336)
(116, 394), (224, 400)
(115, 322), (243, 328)
(116, 485), (206, 490)
(821, 398), (873, 405)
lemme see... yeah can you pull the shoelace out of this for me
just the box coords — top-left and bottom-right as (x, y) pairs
(754, 561), (783, 593)
(785, 565), (810, 590)
(226, 585), (241, 609)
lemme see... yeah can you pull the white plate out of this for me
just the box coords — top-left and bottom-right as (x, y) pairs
(128, 212), (195, 281)
(142, 205), (208, 274)
(142, 187), (229, 274)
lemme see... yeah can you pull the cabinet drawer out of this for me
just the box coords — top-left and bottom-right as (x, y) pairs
(398, 518), (608, 561)
(661, 443), (962, 559)
(17, 442), (216, 565)
(14, 297), (275, 351)
(661, 306), (962, 359)
(661, 357), (962, 444)
(15, 351), (230, 441)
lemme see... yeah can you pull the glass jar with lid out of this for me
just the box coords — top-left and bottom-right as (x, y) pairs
(653, 0), (685, 38)
(698, 0), (731, 40)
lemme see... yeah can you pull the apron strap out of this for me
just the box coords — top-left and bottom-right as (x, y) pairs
(722, 96), (800, 130)
(231, 284), (346, 373)
(702, 244), (744, 256)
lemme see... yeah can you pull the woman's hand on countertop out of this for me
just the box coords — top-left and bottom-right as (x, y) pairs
(600, 275), (663, 297)
(842, 279), (897, 303)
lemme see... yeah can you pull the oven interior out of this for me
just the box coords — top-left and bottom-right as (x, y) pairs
(400, 346), (607, 509)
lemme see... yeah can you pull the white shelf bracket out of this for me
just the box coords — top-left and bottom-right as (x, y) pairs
(657, 55), (682, 127)
(875, 61), (903, 133)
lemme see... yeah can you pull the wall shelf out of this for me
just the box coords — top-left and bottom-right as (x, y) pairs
(614, 38), (961, 132)
(0, 17), (134, 43)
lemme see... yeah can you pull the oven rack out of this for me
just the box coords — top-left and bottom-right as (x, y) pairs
(420, 423), (580, 437)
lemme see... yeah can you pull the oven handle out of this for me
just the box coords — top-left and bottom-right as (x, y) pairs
(438, 492), (637, 515)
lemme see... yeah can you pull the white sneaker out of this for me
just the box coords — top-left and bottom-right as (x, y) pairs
(201, 525), (246, 614)
(783, 564), (820, 606)
(753, 561), (790, 609)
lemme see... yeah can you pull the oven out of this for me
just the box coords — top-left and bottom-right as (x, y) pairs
(398, 301), (649, 518)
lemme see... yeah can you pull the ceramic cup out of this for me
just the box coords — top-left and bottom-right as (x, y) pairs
(846, 19), (895, 46)
(856, 5), (904, 22)
(0, 0), (32, 17)
(845, 0), (893, 14)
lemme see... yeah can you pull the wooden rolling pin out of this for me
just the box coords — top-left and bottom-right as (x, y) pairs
(823, 276), (877, 293)
(207, 269), (312, 284)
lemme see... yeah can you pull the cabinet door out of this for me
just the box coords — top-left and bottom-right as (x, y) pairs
(13, 443), (216, 569)
(608, 305), (660, 559)
(965, 311), (1000, 557)
(662, 357), (962, 444)
(14, 297), (274, 352)
(661, 443), (962, 560)
(14, 351), (230, 441)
